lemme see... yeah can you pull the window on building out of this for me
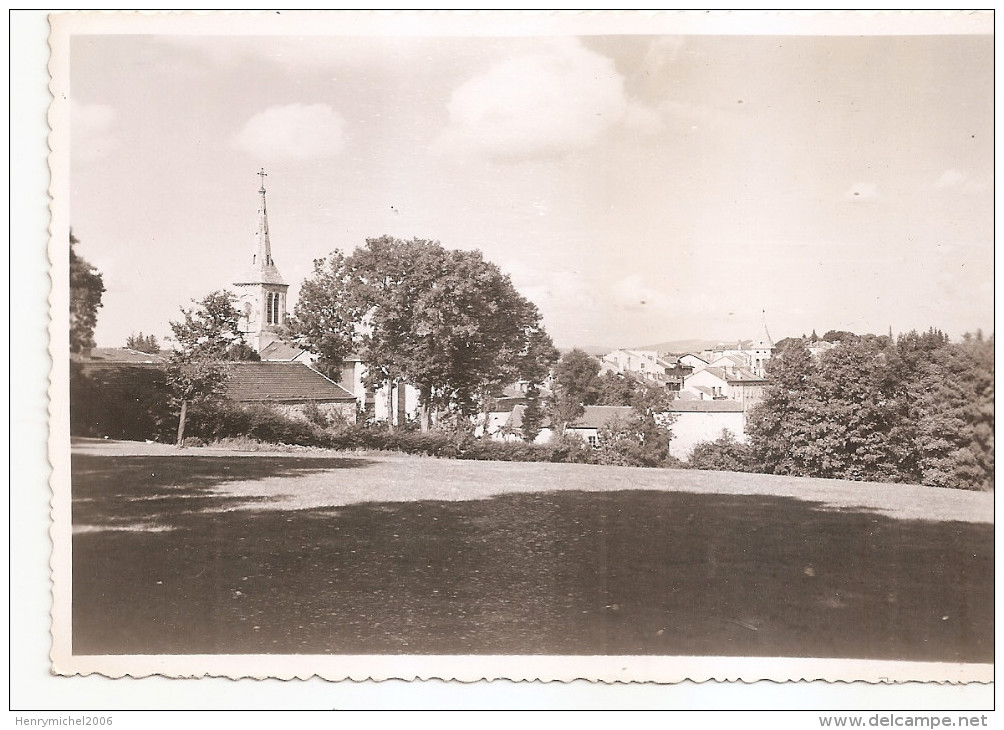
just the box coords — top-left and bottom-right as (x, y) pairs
(587, 435), (598, 447)
(266, 292), (281, 325)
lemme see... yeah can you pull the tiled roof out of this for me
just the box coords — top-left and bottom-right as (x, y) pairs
(223, 362), (356, 403)
(667, 400), (744, 413)
(77, 360), (356, 405)
(506, 404), (527, 430)
(568, 405), (634, 430)
(258, 340), (309, 361)
(694, 366), (729, 382)
(727, 370), (766, 383)
(87, 348), (167, 364)
(714, 354), (747, 367)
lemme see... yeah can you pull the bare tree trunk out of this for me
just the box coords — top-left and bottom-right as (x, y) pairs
(175, 400), (188, 447)
(481, 404), (491, 438)
(386, 380), (395, 433)
(419, 385), (431, 433)
(396, 382), (407, 427)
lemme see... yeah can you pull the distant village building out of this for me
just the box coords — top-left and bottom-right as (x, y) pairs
(682, 361), (767, 411)
(807, 339), (837, 359)
(491, 404), (635, 447)
(678, 353), (709, 371)
(665, 399), (746, 460)
(671, 326), (774, 412)
(698, 334), (774, 378)
(599, 349), (691, 392)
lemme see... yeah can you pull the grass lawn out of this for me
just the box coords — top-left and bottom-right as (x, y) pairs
(70, 439), (993, 660)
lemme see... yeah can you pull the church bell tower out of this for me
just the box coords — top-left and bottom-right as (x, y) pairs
(233, 168), (289, 353)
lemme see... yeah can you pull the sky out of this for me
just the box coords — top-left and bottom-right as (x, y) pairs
(65, 14), (994, 351)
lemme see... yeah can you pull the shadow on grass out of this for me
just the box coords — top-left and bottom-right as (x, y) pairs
(72, 489), (993, 662)
(71, 453), (375, 530)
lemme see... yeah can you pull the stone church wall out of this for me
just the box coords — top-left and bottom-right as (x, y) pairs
(268, 401), (357, 426)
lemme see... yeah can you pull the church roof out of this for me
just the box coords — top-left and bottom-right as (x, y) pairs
(258, 340), (310, 361)
(235, 266), (287, 287)
(224, 362), (356, 404)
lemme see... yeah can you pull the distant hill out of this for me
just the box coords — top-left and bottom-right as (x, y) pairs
(556, 345), (613, 357)
(631, 339), (721, 354)
(558, 340), (723, 358)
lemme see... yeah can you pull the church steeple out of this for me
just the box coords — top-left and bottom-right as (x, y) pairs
(238, 167), (286, 287)
(233, 168), (290, 353)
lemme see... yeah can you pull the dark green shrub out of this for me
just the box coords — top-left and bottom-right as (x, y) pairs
(689, 430), (755, 472)
(184, 402), (334, 448)
(301, 401), (329, 429)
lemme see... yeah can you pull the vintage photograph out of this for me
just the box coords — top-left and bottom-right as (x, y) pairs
(48, 11), (992, 684)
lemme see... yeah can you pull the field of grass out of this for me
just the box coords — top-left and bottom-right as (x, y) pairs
(70, 439), (993, 661)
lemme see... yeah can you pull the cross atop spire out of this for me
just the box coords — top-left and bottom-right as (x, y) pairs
(257, 167), (268, 194)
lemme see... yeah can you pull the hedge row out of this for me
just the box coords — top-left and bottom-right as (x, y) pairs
(326, 426), (594, 464)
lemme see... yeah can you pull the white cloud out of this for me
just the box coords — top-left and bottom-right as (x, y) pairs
(71, 100), (117, 162)
(933, 168), (987, 194)
(845, 182), (879, 202)
(231, 103), (346, 160)
(934, 168), (966, 189)
(439, 38), (627, 161)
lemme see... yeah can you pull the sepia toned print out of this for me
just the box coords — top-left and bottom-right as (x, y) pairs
(49, 11), (993, 682)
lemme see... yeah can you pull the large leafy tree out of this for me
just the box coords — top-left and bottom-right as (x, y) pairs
(170, 290), (260, 362)
(746, 339), (825, 476)
(809, 336), (913, 482)
(69, 231), (105, 354)
(547, 349), (601, 436)
(900, 330), (994, 490)
(166, 290), (257, 446)
(594, 370), (636, 406)
(748, 337), (912, 480)
(287, 251), (358, 380)
(289, 236), (558, 432)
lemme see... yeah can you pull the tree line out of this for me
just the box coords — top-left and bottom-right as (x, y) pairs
(692, 331), (994, 491)
(69, 230), (993, 488)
